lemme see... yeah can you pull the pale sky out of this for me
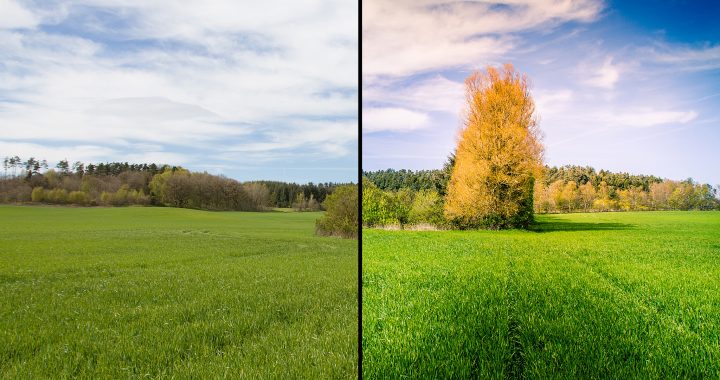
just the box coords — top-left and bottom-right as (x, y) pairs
(0, 0), (358, 183)
(362, 0), (720, 187)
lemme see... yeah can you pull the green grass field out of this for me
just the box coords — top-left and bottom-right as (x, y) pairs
(363, 211), (720, 378)
(0, 205), (357, 378)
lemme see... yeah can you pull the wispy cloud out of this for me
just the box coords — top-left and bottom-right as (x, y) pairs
(605, 109), (697, 128)
(362, 0), (603, 80)
(364, 76), (464, 114)
(362, 1), (720, 186)
(0, 0), (358, 182)
(582, 56), (621, 89)
(363, 107), (430, 133)
(0, 0), (38, 29)
(643, 42), (720, 71)
(534, 89), (574, 116)
(361, 0), (604, 137)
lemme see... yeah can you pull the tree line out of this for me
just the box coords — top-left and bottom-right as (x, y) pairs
(362, 178), (444, 228)
(535, 178), (718, 213)
(363, 164), (686, 196)
(1, 156), (350, 211)
(2, 156), (172, 179)
(363, 167), (720, 228)
(252, 181), (340, 209)
(363, 168), (449, 194)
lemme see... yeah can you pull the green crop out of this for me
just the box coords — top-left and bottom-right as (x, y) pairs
(363, 211), (720, 378)
(0, 205), (357, 378)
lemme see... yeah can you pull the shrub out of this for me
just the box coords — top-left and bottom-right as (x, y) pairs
(112, 185), (129, 206)
(31, 186), (45, 202)
(408, 189), (445, 226)
(100, 191), (112, 205)
(68, 191), (89, 205)
(362, 178), (388, 226)
(362, 178), (412, 227)
(47, 188), (68, 204)
(315, 184), (358, 238)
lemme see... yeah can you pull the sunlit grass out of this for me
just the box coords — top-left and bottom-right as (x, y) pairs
(363, 211), (720, 378)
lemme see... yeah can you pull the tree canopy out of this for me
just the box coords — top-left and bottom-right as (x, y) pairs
(0, 156), (351, 212)
(315, 184), (358, 238)
(444, 64), (544, 229)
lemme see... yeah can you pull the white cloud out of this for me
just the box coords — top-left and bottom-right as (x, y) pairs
(583, 56), (620, 89)
(0, 97), (249, 147)
(533, 88), (574, 116)
(362, 0), (603, 79)
(363, 107), (430, 133)
(360, 0), (605, 148)
(0, 0), (38, 29)
(0, 0), (358, 171)
(226, 119), (357, 158)
(606, 109), (698, 128)
(656, 45), (720, 62)
(0, 141), (117, 164)
(645, 43), (720, 71)
(364, 75), (464, 114)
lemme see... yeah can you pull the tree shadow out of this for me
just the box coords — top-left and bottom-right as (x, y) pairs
(529, 215), (636, 233)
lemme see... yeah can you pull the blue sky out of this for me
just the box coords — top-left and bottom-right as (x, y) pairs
(362, 0), (720, 187)
(0, 0), (358, 183)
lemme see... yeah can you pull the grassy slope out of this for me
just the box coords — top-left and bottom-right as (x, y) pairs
(363, 211), (720, 379)
(0, 206), (357, 378)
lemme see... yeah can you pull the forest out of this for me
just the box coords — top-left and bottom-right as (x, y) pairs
(363, 164), (720, 227)
(0, 156), (349, 211)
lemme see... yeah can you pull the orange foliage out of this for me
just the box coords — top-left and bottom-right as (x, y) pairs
(444, 64), (544, 228)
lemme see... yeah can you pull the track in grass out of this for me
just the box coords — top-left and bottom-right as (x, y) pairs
(362, 211), (720, 378)
(0, 205), (357, 378)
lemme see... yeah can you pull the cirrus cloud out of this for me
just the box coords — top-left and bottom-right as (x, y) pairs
(363, 107), (430, 133)
(0, 0), (358, 183)
(362, 0), (604, 79)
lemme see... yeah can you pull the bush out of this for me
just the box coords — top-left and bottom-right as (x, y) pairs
(100, 191), (112, 205)
(68, 191), (89, 205)
(394, 188), (414, 225)
(362, 178), (412, 227)
(362, 179), (389, 226)
(47, 188), (68, 204)
(127, 189), (150, 205)
(31, 186), (44, 202)
(315, 184), (358, 238)
(112, 185), (129, 206)
(408, 189), (445, 226)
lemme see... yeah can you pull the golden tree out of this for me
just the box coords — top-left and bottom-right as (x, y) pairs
(444, 64), (544, 229)
(578, 182), (597, 212)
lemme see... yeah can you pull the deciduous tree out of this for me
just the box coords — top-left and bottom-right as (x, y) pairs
(445, 64), (543, 229)
(578, 181), (596, 212)
(561, 181), (579, 212)
(315, 184), (358, 238)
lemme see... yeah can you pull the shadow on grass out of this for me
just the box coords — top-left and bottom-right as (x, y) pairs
(530, 216), (636, 233)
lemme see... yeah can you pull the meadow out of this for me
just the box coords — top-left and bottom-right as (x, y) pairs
(363, 211), (720, 378)
(0, 205), (357, 378)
